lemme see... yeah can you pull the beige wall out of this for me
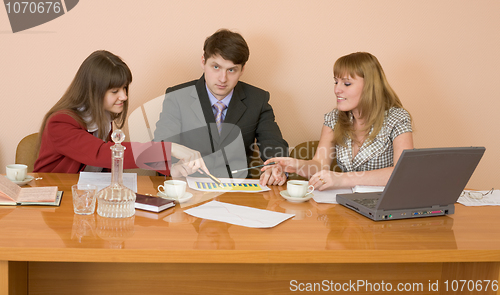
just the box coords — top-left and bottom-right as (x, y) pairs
(1, 0), (499, 189)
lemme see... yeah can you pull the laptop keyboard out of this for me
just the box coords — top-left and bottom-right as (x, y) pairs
(352, 198), (378, 209)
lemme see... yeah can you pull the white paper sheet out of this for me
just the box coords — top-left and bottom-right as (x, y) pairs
(78, 172), (137, 192)
(457, 189), (500, 206)
(186, 177), (270, 193)
(312, 189), (352, 204)
(184, 200), (294, 228)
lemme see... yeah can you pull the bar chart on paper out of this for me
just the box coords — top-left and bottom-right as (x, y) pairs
(186, 177), (271, 193)
(196, 182), (261, 191)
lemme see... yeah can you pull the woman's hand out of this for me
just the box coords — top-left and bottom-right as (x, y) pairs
(171, 143), (209, 176)
(309, 170), (345, 191)
(170, 163), (186, 178)
(170, 162), (197, 178)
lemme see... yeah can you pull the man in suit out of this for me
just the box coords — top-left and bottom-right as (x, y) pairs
(154, 29), (288, 185)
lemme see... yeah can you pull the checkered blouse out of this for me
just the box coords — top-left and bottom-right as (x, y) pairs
(324, 107), (412, 172)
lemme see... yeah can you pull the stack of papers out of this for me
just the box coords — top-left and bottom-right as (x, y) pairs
(457, 190), (500, 206)
(312, 185), (385, 204)
(352, 185), (385, 193)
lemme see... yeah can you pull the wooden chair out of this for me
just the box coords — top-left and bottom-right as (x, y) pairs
(15, 133), (39, 172)
(288, 140), (341, 180)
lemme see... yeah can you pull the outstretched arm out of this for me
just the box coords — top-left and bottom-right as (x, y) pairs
(309, 131), (414, 190)
(170, 143), (210, 177)
(262, 125), (336, 179)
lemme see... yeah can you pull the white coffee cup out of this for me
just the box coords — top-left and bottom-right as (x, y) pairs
(158, 180), (187, 199)
(6, 164), (28, 181)
(287, 180), (314, 198)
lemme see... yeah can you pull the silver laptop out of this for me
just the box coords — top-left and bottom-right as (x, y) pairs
(336, 147), (485, 221)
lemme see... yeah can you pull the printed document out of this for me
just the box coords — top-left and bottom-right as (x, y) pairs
(78, 172), (137, 192)
(185, 200), (294, 228)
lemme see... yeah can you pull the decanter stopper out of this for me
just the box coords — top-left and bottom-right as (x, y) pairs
(111, 129), (125, 144)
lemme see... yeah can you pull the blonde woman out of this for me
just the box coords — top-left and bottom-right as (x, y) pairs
(263, 52), (413, 190)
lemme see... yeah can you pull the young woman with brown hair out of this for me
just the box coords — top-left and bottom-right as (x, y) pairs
(34, 50), (207, 177)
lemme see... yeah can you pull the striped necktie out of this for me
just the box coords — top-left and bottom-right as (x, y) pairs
(214, 101), (227, 134)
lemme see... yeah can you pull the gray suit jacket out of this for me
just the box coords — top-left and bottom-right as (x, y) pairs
(154, 75), (288, 178)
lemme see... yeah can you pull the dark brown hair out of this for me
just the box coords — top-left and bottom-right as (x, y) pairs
(203, 29), (250, 66)
(38, 50), (132, 147)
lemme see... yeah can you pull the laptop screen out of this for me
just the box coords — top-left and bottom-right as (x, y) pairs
(376, 147), (485, 210)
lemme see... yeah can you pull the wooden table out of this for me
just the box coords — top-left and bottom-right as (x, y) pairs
(1, 173), (500, 295)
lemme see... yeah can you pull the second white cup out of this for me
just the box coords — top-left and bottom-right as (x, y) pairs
(158, 180), (187, 199)
(6, 164), (28, 181)
(287, 180), (314, 198)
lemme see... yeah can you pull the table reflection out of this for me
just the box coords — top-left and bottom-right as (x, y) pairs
(322, 205), (457, 250)
(96, 215), (135, 249)
(71, 214), (96, 243)
(0, 207), (15, 221)
(279, 200), (313, 220)
(163, 207), (196, 224)
(192, 219), (235, 249)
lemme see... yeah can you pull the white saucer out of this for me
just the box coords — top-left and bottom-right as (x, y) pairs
(11, 175), (34, 186)
(157, 191), (193, 204)
(280, 190), (313, 203)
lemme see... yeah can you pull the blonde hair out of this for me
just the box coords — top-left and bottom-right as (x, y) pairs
(38, 50), (132, 147)
(333, 52), (406, 146)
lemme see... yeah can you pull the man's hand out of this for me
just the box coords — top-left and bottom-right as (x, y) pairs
(259, 165), (287, 186)
(262, 157), (300, 174)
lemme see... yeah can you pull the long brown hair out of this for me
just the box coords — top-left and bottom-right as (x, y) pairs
(333, 52), (407, 146)
(38, 50), (132, 147)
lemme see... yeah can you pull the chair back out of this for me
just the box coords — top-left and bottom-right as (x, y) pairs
(290, 141), (320, 161)
(289, 140), (341, 180)
(16, 133), (39, 172)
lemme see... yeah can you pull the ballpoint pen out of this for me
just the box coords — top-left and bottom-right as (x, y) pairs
(198, 169), (222, 186)
(231, 162), (277, 174)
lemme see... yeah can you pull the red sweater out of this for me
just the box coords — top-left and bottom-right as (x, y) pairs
(34, 112), (171, 174)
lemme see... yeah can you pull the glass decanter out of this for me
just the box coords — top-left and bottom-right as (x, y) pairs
(96, 130), (136, 218)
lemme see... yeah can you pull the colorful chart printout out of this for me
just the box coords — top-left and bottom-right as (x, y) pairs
(195, 181), (262, 191)
(186, 177), (271, 193)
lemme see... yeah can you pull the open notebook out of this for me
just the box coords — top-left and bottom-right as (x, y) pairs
(0, 175), (61, 206)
